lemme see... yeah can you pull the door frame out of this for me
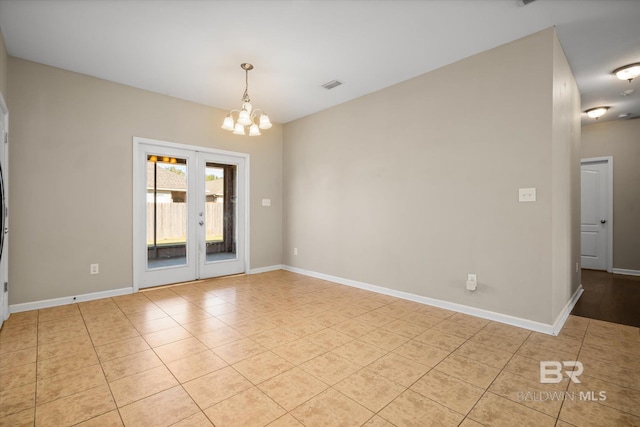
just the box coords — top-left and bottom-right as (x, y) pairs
(132, 136), (250, 292)
(0, 92), (8, 325)
(580, 156), (613, 273)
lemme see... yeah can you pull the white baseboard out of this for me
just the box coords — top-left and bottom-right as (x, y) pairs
(612, 268), (640, 277)
(249, 265), (284, 274)
(283, 265), (582, 336)
(9, 287), (134, 313)
(551, 285), (584, 336)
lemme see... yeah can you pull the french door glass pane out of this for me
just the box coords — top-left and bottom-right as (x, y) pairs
(205, 162), (236, 262)
(147, 155), (188, 269)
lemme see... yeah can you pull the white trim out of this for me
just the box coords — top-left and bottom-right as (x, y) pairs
(0, 92), (8, 325)
(132, 138), (142, 292)
(250, 265), (284, 274)
(9, 287), (134, 313)
(283, 265), (583, 336)
(132, 137), (251, 291)
(551, 285), (584, 336)
(581, 157), (614, 273)
(133, 136), (250, 159)
(612, 268), (640, 277)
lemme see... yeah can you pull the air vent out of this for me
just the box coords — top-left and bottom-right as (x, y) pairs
(321, 80), (343, 90)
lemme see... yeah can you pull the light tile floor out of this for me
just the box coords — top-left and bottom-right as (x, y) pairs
(0, 270), (639, 426)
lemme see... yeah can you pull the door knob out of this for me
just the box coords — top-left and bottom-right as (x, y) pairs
(600, 219), (606, 224)
(199, 221), (204, 226)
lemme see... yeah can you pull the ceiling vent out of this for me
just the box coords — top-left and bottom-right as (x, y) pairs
(322, 80), (343, 90)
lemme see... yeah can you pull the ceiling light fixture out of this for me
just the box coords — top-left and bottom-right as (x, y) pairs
(613, 63), (640, 82)
(221, 63), (272, 136)
(585, 107), (609, 119)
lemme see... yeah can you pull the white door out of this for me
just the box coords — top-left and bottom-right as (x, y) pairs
(134, 139), (248, 289)
(197, 153), (246, 279)
(0, 93), (8, 327)
(580, 159), (611, 271)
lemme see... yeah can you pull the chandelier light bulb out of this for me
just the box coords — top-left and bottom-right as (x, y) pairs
(259, 114), (273, 130)
(233, 122), (246, 135)
(238, 109), (251, 126)
(221, 115), (234, 131)
(249, 124), (261, 136)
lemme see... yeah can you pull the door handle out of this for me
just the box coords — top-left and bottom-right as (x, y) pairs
(199, 221), (204, 226)
(600, 219), (606, 224)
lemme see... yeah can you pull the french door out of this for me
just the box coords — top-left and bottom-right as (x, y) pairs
(134, 138), (248, 289)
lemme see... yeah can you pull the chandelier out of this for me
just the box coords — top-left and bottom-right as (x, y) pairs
(221, 63), (272, 136)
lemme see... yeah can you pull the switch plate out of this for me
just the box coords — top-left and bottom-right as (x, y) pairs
(518, 188), (536, 202)
(467, 273), (477, 282)
(293, 248), (298, 256)
(90, 264), (99, 275)
(261, 198), (271, 207)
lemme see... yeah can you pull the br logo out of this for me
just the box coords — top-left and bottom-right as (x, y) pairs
(540, 361), (583, 384)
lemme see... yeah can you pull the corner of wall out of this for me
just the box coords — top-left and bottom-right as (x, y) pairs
(550, 29), (581, 322)
(0, 26), (8, 100)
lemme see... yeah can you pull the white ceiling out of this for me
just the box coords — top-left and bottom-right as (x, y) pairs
(0, 0), (639, 124)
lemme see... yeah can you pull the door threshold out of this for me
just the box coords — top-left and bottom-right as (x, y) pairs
(139, 273), (247, 292)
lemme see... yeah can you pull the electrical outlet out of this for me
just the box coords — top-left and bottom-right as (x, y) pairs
(90, 264), (99, 275)
(518, 188), (536, 202)
(293, 248), (298, 256)
(466, 273), (477, 291)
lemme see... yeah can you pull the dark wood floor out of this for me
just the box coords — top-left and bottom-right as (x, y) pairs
(571, 269), (640, 327)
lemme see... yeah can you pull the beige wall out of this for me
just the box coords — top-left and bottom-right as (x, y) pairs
(0, 28), (7, 101)
(283, 28), (579, 325)
(8, 58), (283, 304)
(550, 34), (582, 320)
(582, 118), (640, 271)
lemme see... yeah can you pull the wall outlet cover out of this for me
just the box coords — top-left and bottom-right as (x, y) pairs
(518, 188), (536, 202)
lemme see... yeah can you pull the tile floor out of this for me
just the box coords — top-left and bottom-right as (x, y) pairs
(0, 270), (639, 426)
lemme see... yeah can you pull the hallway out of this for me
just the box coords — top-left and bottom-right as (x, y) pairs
(571, 269), (640, 328)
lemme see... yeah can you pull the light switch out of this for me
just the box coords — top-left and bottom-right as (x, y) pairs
(518, 188), (536, 202)
(261, 198), (271, 207)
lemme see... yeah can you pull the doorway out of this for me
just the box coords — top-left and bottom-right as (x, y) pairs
(133, 138), (248, 290)
(580, 157), (613, 272)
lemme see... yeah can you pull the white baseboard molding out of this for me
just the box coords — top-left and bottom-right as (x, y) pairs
(612, 268), (640, 277)
(284, 265), (582, 336)
(249, 265), (284, 274)
(9, 287), (134, 313)
(551, 285), (584, 336)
